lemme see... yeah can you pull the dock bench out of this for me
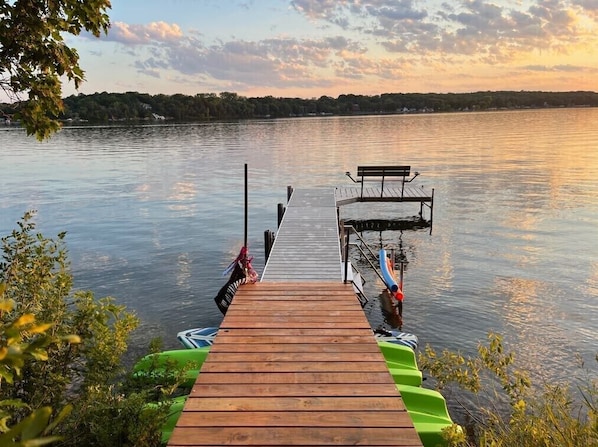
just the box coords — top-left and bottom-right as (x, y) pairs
(346, 165), (418, 198)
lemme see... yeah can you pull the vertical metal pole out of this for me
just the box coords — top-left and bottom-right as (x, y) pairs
(343, 227), (350, 283)
(429, 188), (434, 235)
(399, 262), (404, 293)
(244, 163), (248, 248)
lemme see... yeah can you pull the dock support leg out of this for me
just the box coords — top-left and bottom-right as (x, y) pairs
(277, 203), (285, 227)
(264, 230), (275, 261)
(343, 228), (350, 283)
(429, 188), (434, 235)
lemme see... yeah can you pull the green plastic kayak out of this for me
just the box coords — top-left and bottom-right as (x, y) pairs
(378, 341), (423, 386)
(396, 383), (459, 447)
(133, 347), (210, 388)
(143, 396), (187, 444)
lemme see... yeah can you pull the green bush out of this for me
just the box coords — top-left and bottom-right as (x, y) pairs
(419, 333), (598, 446)
(1, 212), (171, 446)
(0, 295), (75, 446)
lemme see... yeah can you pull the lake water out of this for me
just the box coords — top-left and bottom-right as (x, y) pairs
(1, 109), (597, 391)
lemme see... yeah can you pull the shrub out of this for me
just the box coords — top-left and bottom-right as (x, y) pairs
(1, 212), (171, 446)
(0, 295), (76, 446)
(418, 333), (598, 446)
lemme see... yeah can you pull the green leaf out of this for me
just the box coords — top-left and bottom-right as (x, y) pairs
(20, 436), (63, 447)
(43, 404), (72, 434)
(21, 407), (52, 440)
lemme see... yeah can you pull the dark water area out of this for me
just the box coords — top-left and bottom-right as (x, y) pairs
(2, 109), (597, 407)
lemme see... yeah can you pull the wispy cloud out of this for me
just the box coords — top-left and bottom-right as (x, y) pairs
(72, 0), (598, 95)
(106, 21), (184, 45)
(523, 64), (594, 72)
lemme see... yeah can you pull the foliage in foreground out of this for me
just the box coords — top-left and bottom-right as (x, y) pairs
(0, 212), (174, 446)
(8, 210), (596, 446)
(0, 0), (111, 140)
(419, 333), (598, 447)
(0, 295), (76, 447)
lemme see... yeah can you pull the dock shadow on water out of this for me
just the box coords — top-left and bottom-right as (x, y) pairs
(344, 217), (431, 232)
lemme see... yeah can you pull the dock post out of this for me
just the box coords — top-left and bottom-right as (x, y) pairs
(264, 230), (275, 261)
(277, 203), (285, 227)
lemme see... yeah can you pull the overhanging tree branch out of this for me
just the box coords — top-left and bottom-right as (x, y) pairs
(0, 0), (111, 139)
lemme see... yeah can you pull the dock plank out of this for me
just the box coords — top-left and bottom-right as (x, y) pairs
(193, 371), (398, 384)
(175, 410), (414, 427)
(202, 351), (387, 362)
(208, 343), (383, 354)
(199, 361), (390, 373)
(169, 426), (422, 446)
(189, 383), (402, 397)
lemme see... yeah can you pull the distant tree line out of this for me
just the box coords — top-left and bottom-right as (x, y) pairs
(2, 90), (597, 124)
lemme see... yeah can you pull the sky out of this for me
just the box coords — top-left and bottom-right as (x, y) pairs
(60, 0), (598, 98)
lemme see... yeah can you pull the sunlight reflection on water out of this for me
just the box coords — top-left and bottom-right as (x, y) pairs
(1, 109), (597, 380)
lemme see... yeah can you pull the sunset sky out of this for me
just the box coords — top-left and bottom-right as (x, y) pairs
(62, 0), (598, 98)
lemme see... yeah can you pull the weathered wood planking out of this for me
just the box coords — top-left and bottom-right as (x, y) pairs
(167, 283), (423, 447)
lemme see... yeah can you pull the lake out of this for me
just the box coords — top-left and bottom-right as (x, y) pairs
(1, 108), (597, 390)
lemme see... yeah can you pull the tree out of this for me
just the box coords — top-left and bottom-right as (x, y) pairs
(0, 0), (111, 140)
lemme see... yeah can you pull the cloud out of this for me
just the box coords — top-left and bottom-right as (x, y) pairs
(289, 0), (598, 61)
(290, 0), (348, 21)
(105, 21), (184, 45)
(522, 64), (591, 72)
(129, 32), (368, 91)
(77, 1), (597, 95)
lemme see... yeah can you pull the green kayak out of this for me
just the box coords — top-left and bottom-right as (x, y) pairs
(133, 342), (422, 388)
(396, 383), (459, 447)
(143, 396), (187, 444)
(133, 347), (210, 388)
(377, 341), (423, 386)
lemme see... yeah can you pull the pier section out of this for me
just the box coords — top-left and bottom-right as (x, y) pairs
(168, 282), (423, 447)
(261, 188), (342, 282)
(168, 187), (423, 447)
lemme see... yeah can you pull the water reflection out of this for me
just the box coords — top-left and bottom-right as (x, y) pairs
(175, 252), (192, 290)
(497, 276), (573, 381)
(1, 109), (597, 384)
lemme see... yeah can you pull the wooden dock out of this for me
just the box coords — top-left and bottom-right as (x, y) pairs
(168, 283), (422, 447)
(167, 188), (423, 447)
